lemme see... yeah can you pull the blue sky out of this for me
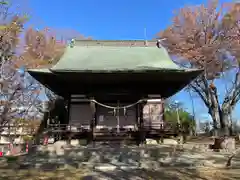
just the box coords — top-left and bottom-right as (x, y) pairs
(28, 0), (239, 122)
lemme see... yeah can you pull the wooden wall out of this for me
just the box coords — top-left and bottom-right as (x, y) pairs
(68, 98), (164, 130)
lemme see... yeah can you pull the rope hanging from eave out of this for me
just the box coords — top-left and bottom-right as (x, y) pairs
(90, 99), (144, 109)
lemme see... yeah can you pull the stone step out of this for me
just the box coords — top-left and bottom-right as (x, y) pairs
(93, 164), (140, 171)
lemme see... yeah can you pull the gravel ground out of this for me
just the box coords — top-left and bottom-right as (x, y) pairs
(1, 141), (240, 180)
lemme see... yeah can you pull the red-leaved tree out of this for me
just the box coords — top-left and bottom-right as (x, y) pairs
(157, 0), (240, 136)
(0, 0), (90, 128)
(0, 14), (41, 124)
(19, 27), (93, 141)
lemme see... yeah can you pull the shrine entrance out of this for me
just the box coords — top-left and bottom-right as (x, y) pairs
(95, 101), (138, 133)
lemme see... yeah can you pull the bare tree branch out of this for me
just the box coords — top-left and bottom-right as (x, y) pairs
(157, 0), (240, 134)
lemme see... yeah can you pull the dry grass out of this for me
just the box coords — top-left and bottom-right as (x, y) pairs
(89, 167), (240, 180)
(196, 167), (240, 180)
(0, 167), (91, 180)
(0, 165), (240, 180)
(129, 167), (240, 180)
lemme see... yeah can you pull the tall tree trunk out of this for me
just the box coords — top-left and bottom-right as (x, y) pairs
(208, 87), (221, 137)
(208, 83), (234, 137)
(221, 111), (230, 136)
(189, 75), (237, 138)
(34, 111), (49, 144)
(209, 105), (232, 137)
(209, 107), (220, 136)
(34, 100), (52, 144)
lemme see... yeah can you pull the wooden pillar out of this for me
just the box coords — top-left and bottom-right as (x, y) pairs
(89, 98), (96, 144)
(135, 103), (139, 145)
(138, 101), (145, 145)
(160, 98), (164, 143)
(42, 101), (50, 129)
(66, 95), (71, 125)
(66, 96), (71, 145)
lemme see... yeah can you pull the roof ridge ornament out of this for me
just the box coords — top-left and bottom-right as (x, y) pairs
(156, 38), (166, 48)
(144, 40), (148, 47)
(69, 39), (75, 48)
(156, 38), (171, 57)
(144, 27), (148, 47)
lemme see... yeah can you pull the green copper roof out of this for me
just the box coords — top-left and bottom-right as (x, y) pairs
(50, 40), (185, 72)
(27, 40), (203, 98)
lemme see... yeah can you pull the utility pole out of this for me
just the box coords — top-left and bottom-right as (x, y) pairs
(175, 100), (180, 125)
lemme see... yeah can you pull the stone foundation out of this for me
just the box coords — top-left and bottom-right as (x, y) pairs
(146, 138), (178, 145)
(211, 137), (235, 151)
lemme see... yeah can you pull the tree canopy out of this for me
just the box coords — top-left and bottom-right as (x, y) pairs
(158, 0), (240, 136)
(164, 100), (195, 134)
(0, 0), (90, 127)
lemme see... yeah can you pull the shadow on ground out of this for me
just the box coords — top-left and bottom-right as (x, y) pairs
(0, 143), (240, 179)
